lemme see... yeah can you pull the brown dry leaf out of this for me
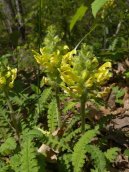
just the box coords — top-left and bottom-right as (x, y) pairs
(38, 144), (58, 163)
(125, 58), (129, 67)
(123, 87), (129, 111)
(100, 106), (111, 115)
(111, 107), (125, 116)
(115, 154), (129, 170)
(52, 128), (64, 137)
(116, 62), (126, 74)
(107, 89), (116, 110)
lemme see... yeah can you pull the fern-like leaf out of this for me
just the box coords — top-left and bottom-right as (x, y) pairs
(86, 145), (106, 172)
(10, 154), (21, 172)
(37, 88), (52, 108)
(48, 136), (70, 151)
(63, 101), (77, 114)
(63, 124), (90, 143)
(72, 127), (99, 172)
(0, 137), (16, 156)
(21, 137), (39, 172)
(59, 153), (72, 172)
(104, 147), (119, 162)
(32, 127), (70, 151)
(64, 116), (80, 135)
(47, 98), (58, 133)
(0, 106), (11, 140)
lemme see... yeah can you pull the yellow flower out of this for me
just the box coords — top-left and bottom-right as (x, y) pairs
(9, 81), (14, 88)
(95, 62), (112, 85)
(85, 77), (94, 88)
(60, 47), (112, 98)
(0, 77), (6, 86)
(97, 87), (111, 98)
(81, 70), (89, 81)
(0, 66), (17, 90)
(6, 71), (11, 78)
(11, 68), (17, 83)
(33, 48), (62, 77)
(62, 49), (76, 63)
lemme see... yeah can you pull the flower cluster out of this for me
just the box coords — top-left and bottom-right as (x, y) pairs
(33, 45), (69, 86)
(59, 44), (112, 97)
(34, 43), (112, 98)
(33, 48), (62, 76)
(0, 64), (17, 90)
(33, 26), (66, 83)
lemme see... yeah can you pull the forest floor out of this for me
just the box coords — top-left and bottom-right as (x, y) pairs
(88, 58), (129, 172)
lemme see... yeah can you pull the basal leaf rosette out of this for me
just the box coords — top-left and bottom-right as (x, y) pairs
(0, 65), (17, 90)
(59, 46), (112, 98)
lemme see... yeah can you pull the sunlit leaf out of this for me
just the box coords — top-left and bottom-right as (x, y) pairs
(91, 0), (109, 18)
(70, 5), (88, 31)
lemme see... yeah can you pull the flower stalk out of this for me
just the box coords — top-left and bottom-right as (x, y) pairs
(4, 90), (20, 141)
(80, 92), (87, 134)
(55, 85), (62, 128)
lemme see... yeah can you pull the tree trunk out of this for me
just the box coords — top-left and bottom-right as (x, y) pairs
(13, 0), (25, 42)
(0, 0), (15, 34)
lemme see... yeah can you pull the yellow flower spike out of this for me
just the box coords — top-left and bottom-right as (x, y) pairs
(85, 77), (94, 88)
(91, 57), (99, 68)
(40, 47), (45, 55)
(95, 62), (112, 85)
(63, 45), (69, 50)
(40, 76), (50, 87)
(0, 77), (6, 85)
(98, 62), (112, 71)
(81, 70), (89, 81)
(50, 56), (57, 65)
(6, 71), (11, 78)
(9, 81), (14, 88)
(11, 68), (17, 82)
(60, 74), (75, 86)
(34, 54), (43, 65)
(0, 66), (17, 90)
(7, 66), (11, 70)
(70, 85), (82, 94)
(11, 68), (17, 75)
(56, 50), (60, 55)
(62, 49), (76, 61)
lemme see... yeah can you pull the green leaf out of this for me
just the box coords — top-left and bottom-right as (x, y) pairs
(115, 99), (123, 105)
(70, 5), (88, 31)
(10, 154), (21, 172)
(48, 98), (58, 133)
(86, 145), (107, 172)
(0, 137), (16, 156)
(116, 89), (125, 99)
(21, 137), (39, 172)
(112, 86), (119, 92)
(91, 0), (109, 18)
(104, 147), (119, 162)
(124, 149), (129, 157)
(72, 127), (99, 172)
(31, 84), (41, 94)
(63, 101), (77, 114)
(124, 71), (129, 78)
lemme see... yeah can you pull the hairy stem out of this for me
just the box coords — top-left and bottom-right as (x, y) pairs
(4, 90), (14, 120)
(4, 90), (20, 141)
(55, 86), (62, 128)
(80, 94), (86, 134)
